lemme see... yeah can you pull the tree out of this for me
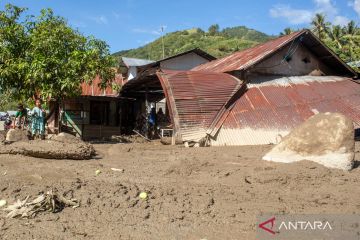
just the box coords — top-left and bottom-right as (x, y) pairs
(340, 21), (360, 62)
(0, 4), (116, 104)
(0, 5), (30, 102)
(328, 25), (344, 49)
(344, 20), (357, 35)
(196, 28), (205, 35)
(311, 13), (330, 41)
(208, 24), (219, 36)
(280, 28), (294, 36)
(0, 90), (18, 111)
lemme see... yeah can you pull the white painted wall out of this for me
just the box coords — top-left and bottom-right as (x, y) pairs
(156, 98), (166, 113)
(160, 52), (209, 70)
(210, 127), (290, 146)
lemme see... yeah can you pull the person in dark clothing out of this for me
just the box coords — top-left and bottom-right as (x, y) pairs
(13, 103), (28, 129)
(148, 107), (156, 126)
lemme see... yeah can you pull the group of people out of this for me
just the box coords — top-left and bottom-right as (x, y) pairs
(135, 106), (170, 139)
(12, 99), (46, 139)
(147, 107), (169, 138)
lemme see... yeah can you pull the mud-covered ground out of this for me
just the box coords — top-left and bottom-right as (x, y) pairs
(0, 141), (359, 240)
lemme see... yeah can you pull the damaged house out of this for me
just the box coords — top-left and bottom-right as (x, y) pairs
(53, 74), (135, 140)
(121, 48), (217, 137)
(121, 29), (360, 146)
(51, 49), (215, 140)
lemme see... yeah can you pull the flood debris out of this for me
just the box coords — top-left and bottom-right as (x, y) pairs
(3, 189), (79, 219)
(108, 134), (150, 144)
(0, 132), (95, 160)
(132, 130), (151, 142)
(263, 113), (355, 170)
(160, 137), (182, 145)
(0, 200), (7, 207)
(139, 192), (148, 200)
(110, 168), (124, 172)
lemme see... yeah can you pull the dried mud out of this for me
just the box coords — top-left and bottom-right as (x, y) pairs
(0, 141), (359, 239)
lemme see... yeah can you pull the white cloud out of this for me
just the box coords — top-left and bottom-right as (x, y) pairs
(350, 0), (360, 16)
(132, 26), (167, 35)
(333, 16), (350, 26)
(132, 28), (161, 35)
(112, 12), (121, 20)
(314, 0), (338, 16)
(70, 20), (87, 28)
(270, 5), (313, 24)
(270, 0), (349, 26)
(90, 16), (108, 25)
(137, 39), (154, 45)
(112, 12), (132, 21)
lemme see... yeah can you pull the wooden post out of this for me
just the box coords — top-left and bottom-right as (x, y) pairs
(171, 131), (175, 145)
(145, 86), (149, 138)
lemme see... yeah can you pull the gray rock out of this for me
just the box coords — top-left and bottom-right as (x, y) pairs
(5, 129), (29, 142)
(51, 132), (80, 143)
(263, 112), (355, 170)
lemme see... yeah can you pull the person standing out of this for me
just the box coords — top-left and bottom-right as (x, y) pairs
(31, 99), (46, 140)
(13, 103), (28, 129)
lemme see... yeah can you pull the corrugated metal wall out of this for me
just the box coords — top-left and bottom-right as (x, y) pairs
(157, 70), (242, 142)
(210, 76), (360, 146)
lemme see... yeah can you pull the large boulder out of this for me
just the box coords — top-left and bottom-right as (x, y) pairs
(51, 132), (80, 143)
(263, 112), (355, 170)
(5, 129), (29, 142)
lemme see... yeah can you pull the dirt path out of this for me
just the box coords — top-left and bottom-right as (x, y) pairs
(0, 142), (359, 239)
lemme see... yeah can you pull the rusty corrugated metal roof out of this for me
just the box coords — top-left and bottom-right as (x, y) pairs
(209, 76), (360, 146)
(193, 30), (356, 77)
(156, 70), (243, 142)
(81, 74), (123, 97)
(193, 31), (304, 72)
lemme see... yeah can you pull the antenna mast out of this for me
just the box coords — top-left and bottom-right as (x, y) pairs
(161, 26), (165, 59)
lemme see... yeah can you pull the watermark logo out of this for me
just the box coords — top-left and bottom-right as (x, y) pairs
(258, 217), (276, 235)
(257, 214), (360, 240)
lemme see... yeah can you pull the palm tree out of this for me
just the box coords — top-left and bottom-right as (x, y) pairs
(344, 20), (357, 35)
(342, 21), (358, 62)
(329, 25), (344, 49)
(280, 28), (294, 36)
(311, 13), (330, 41)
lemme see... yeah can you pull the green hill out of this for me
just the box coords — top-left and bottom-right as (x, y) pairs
(113, 26), (273, 61)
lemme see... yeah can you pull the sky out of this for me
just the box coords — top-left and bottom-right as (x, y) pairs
(1, 0), (360, 53)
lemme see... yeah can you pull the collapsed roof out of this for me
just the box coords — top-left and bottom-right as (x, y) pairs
(156, 70), (244, 141)
(209, 76), (360, 145)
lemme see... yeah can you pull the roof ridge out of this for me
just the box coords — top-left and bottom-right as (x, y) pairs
(192, 30), (309, 72)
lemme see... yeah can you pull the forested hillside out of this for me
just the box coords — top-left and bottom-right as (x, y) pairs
(113, 25), (273, 60)
(115, 19), (360, 66)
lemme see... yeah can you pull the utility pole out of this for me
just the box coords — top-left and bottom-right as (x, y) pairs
(161, 26), (165, 59)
